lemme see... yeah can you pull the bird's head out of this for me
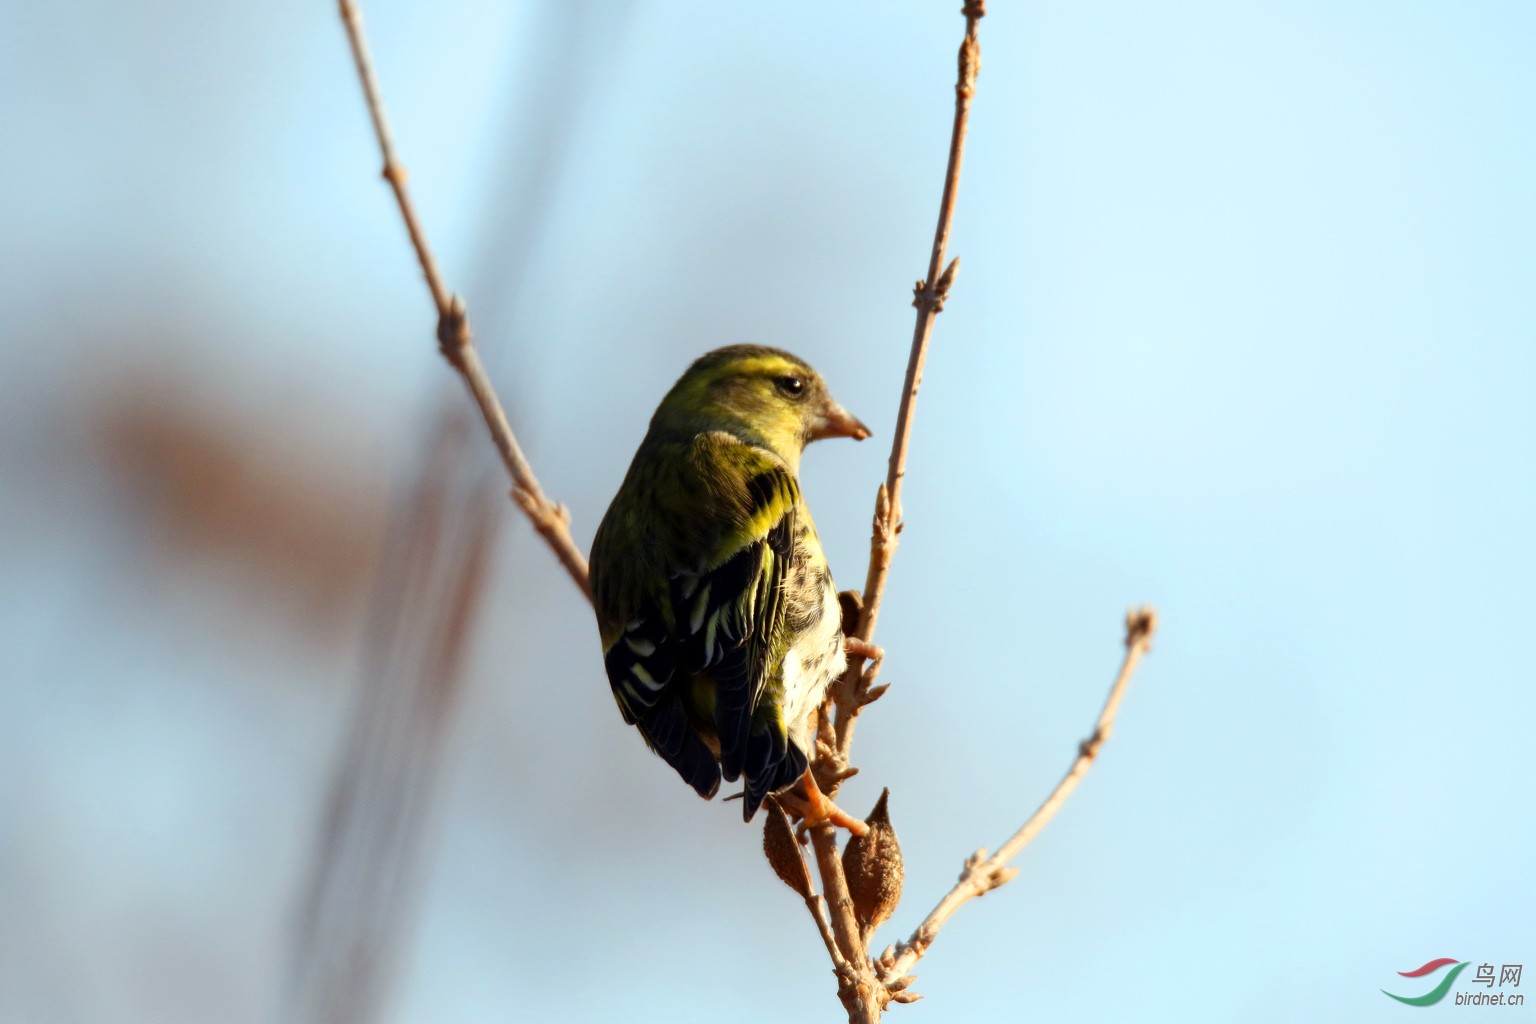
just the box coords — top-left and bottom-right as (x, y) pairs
(652, 345), (870, 467)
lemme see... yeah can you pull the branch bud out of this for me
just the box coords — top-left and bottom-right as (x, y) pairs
(860, 682), (890, 707)
(936, 256), (960, 300)
(873, 484), (892, 535)
(1125, 605), (1158, 649)
(435, 294), (471, 365)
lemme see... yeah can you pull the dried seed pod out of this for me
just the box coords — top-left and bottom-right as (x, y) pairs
(762, 800), (812, 898)
(841, 788), (903, 940)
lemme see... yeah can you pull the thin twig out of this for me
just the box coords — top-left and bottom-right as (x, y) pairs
(820, 0), (987, 793)
(880, 608), (1159, 987)
(337, 0), (592, 601)
(805, 893), (854, 978)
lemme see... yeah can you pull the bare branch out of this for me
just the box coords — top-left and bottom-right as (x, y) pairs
(796, 6), (988, 1019)
(340, 6), (1157, 1022)
(881, 608), (1159, 986)
(821, 0), (987, 791)
(809, 824), (882, 1024)
(337, 0), (592, 601)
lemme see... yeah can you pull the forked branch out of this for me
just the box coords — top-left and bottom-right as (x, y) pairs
(338, 3), (1160, 1020)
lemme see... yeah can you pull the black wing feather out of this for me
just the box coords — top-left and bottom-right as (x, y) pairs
(603, 611), (721, 800)
(595, 448), (805, 819)
(743, 728), (807, 820)
(672, 503), (795, 787)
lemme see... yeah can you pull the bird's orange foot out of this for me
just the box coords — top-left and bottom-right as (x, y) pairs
(778, 770), (868, 836)
(843, 636), (883, 663)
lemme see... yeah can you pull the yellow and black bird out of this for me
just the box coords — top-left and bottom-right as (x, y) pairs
(590, 346), (870, 822)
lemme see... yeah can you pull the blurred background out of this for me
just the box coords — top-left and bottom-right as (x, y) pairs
(2, 1), (1532, 1021)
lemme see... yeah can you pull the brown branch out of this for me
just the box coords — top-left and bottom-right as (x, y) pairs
(809, 825), (882, 1024)
(819, 0), (987, 796)
(795, 7), (988, 1020)
(342, 4), (1156, 1021)
(880, 608), (1159, 988)
(337, 0), (592, 602)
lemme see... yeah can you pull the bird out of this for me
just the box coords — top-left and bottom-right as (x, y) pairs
(590, 345), (875, 826)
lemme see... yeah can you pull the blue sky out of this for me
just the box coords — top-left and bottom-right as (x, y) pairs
(2, 2), (1532, 1022)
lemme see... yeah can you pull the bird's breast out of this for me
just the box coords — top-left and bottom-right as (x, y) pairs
(778, 555), (846, 746)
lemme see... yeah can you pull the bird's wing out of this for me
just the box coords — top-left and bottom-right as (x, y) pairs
(591, 444), (722, 800)
(669, 435), (800, 798)
(590, 432), (806, 815)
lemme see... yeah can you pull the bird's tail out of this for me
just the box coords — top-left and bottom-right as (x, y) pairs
(740, 724), (807, 821)
(640, 694), (721, 800)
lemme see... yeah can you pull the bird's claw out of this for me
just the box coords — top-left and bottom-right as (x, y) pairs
(779, 770), (868, 837)
(843, 637), (883, 663)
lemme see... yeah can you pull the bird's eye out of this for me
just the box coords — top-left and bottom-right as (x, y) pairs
(774, 375), (806, 399)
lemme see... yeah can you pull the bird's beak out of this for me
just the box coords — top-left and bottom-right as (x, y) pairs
(811, 400), (871, 442)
